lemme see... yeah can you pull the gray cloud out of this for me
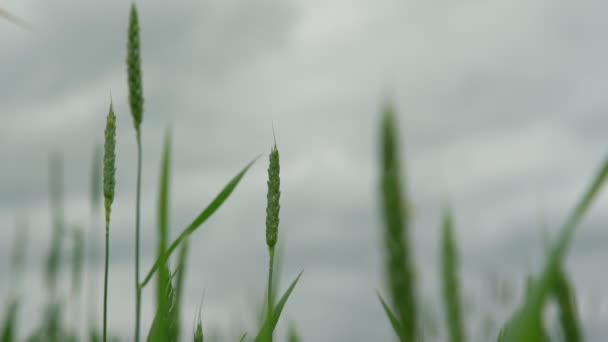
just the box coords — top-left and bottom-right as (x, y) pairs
(1, 0), (607, 341)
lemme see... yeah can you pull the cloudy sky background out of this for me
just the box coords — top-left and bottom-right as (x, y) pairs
(1, 0), (607, 340)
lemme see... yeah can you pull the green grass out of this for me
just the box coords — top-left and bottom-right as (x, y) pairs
(2, 3), (607, 342)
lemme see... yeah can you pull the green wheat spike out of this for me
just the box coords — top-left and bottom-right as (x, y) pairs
(127, 3), (143, 134)
(266, 143), (281, 250)
(102, 101), (117, 342)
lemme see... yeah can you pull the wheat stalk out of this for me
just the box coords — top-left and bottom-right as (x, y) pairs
(127, 3), (145, 340)
(265, 141), (281, 342)
(102, 101), (116, 342)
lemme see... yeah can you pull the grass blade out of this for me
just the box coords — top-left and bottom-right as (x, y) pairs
(239, 333), (247, 342)
(1, 299), (19, 342)
(379, 103), (417, 341)
(255, 271), (303, 342)
(193, 303), (204, 342)
(147, 267), (176, 342)
(553, 268), (581, 342)
(500, 157), (608, 341)
(173, 241), (189, 341)
(154, 131), (172, 341)
(377, 291), (405, 341)
(141, 156), (259, 288)
(441, 208), (465, 342)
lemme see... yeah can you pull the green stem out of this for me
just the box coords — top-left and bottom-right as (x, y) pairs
(267, 247), (275, 342)
(134, 133), (142, 342)
(103, 226), (109, 342)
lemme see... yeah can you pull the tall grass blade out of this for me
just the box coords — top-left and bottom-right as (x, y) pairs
(255, 271), (303, 342)
(1, 299), (18, 342)
(441, 208), (465, 342)
(553, 268), (581, 342)
(500, 157), (608, 341)
(147, 267), (176, 342)
(193, 304), (204, 342)
(239, 333), (247, 342)
(379, 103), (417, 341)
(377, 292), (405, 341)
(154, 131), (172, 341)
(141, 157), (259, 288)
(173, 241), (189, 341)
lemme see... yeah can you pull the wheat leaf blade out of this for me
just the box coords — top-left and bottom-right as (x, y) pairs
(255, 271), (303, 342)
(379, 103), (417, 341)
(141, 156), (259, 288)
(154, 131), (172, 341)
(376, 291), (405, 341)
(500, 156), (608, 341)
(441, 208), (465, 342)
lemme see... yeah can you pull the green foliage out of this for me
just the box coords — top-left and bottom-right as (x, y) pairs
(379, 103), (417, 341)
(553, 268), (581, 342)
(141, 157), (259, 288)
(193, 307), (204, 342)
(441, 208), (465, 342)
(377, 292), (404, 341)
(1, 299), (18, 342)
(499, 157), (608, 341)
(255, 272), (303, 342)
(173, 241), (189, 342)
(153, 132), (172, 341)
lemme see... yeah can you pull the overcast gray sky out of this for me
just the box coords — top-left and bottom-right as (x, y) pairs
(1, 0), (607, 341)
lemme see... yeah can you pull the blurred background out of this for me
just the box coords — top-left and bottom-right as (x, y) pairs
(1, 0), (607, 340)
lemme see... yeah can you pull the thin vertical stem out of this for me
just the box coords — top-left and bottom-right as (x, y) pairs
(267, 247), (275, 342)
(103, 226), (109, 342)
(134, 133), (142, 342)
